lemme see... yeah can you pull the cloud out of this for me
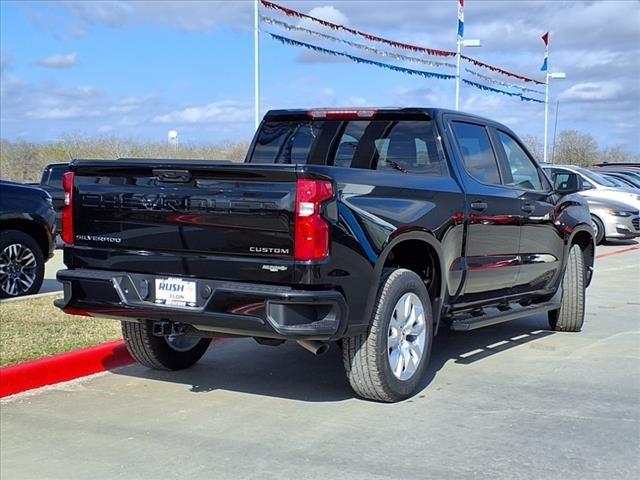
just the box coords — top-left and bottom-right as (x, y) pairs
(26, 106), (100, 119)
(301, 6), (349, 27)
(35, 52), (78, 69)
(1, 50), (15, 77)
(39, 0), (250, 35)
(152, 101), (252, 125)
(559, 82), (624, 103)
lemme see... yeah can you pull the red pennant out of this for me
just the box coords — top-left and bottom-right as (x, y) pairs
(541, 32), (549, 46)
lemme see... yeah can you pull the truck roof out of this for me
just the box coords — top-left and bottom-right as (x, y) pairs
(263, 107), (492, 123)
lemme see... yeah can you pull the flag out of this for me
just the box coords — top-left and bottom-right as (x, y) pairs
(457, 0), (464, 39)
(540, 31), (549, 71)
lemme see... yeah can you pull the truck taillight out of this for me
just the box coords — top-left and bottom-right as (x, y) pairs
(307, 109), (377, 120)
(294, 179), (333, 261)
(62, 171), (75, 244)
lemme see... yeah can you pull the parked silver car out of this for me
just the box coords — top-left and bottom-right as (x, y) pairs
(543, 165), (640, 244)
(587, 199), (640, 244)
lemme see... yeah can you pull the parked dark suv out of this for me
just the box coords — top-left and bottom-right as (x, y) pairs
(0, 181), (56, 298)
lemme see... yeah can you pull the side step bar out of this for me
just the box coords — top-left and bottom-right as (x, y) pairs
(450, 300), (560, 332)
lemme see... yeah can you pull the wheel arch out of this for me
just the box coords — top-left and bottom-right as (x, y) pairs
(365, 231), (446, 331)
(0, 219), (49, 257)
(568, 225), (595, 287)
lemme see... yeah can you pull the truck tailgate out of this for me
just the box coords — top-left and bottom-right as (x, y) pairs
(70, 160), (299, 280)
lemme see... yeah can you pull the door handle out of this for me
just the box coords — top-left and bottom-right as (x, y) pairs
(470, 201), (488, 212)
(521, 203), (535, 214)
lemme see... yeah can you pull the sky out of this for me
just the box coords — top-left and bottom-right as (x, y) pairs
(1, 0), (639, 153)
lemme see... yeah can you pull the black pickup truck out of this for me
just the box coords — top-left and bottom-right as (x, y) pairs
(55, 108), (595, 402)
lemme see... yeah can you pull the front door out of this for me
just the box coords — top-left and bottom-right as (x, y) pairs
(491, 128), (564, 294)
(447, 119), (522, 306)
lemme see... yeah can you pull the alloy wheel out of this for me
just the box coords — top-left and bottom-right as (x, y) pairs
(387, 292), (427, 381)
(0, 243), (38, 297)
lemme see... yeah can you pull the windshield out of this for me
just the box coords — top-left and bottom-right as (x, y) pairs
(578, 168), (618, 187)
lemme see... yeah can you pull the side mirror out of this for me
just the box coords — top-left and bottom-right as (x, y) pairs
(553, 172), (583, 195)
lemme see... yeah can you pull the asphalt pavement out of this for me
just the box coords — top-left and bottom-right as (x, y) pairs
(2, 243), (639, 480)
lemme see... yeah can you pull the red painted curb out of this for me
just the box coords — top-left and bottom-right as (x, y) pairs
(0, 340), (134, 398)
(596, 244), (640, 260)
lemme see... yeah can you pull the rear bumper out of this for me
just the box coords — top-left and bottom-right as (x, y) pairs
(55, 269), (348, 341)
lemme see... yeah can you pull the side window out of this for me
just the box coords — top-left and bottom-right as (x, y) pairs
(373, 121), (447, 176)
(451, 122), (501, 184)
(496, 131), (543, 190)
(252, 121), (323, 164)
(547, 168), (570, 190)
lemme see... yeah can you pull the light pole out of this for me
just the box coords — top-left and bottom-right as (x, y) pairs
(543, 71), (566, 163)
(254, 0), (260, 130)
(455, 39), (481, 110)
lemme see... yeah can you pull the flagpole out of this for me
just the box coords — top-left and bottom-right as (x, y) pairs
(542, 33), (550, 163)
(543, 75), (549, 163)
(551, 100), (560, 164)
(455, 0), (463, 110)
(254, 0), (260, 130)
(455, 41), (461, 110)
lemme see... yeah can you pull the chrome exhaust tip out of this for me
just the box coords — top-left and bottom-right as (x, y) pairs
(296, 340), (330, 356)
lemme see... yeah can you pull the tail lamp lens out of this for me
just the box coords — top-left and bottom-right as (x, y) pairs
(61, 171), (75, 244)
(294, 179), (333, 261)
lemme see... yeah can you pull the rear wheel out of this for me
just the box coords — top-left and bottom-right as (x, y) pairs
(591, 215), (605, 245)
(121, 321), (211, 370)
(342, 269), (433, 402)
(548, 244), (585, 332)
(0, 230), (45, 299)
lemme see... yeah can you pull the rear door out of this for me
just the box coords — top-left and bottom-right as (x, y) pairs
(447, 118), (522, 305)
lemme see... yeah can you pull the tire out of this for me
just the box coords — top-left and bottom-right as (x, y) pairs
(548, 244), (585, 332)
(121, 321), (211, 370)
(342, 269), (433, 402)
(0, 230), (45, 299)
(591, 215), (605, 245)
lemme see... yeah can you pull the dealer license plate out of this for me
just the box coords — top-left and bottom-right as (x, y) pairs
(155, 278), (197, 307)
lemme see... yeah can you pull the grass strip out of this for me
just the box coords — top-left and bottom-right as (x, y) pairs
(0, 295), (121, 367)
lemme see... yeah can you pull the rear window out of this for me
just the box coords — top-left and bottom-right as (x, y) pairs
(250, 119), (447, 176)
(47, 166), (67, 186)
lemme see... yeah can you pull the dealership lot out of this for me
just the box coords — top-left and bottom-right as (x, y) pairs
(2, 244), (639, 480)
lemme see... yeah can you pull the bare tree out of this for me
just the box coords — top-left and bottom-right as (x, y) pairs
(521, 135), (544, 162)
(553, 130), (599, 167)
(598, 145), (636, 164)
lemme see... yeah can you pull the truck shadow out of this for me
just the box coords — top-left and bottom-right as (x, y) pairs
(108, 313), (555, 403)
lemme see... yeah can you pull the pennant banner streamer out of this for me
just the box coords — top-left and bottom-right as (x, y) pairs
(268, 33), (456, 80)
(465, 68), (544, 95)
(462, 79), (545, 103)
(461, 55), (545, 84)
(261, 0), (456, 57)
(261, 16), (456, 69)
(540, 32), (549, 72)
(457, 0), (464, 39)
(262, 0), (544, 85)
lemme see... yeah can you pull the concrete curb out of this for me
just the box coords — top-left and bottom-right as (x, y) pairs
(0, 290), (63, 304)
(0, 340), (134, 398)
